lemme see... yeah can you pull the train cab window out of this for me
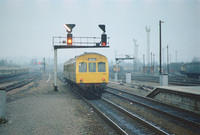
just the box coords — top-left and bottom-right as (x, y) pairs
(79, 62), (87, 72)
(89, 62), (96, 72)
(98, 62), (106, 72)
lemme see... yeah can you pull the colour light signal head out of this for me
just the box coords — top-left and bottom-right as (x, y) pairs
(101, 33), (107, 46)
(67, 33), (73, 45)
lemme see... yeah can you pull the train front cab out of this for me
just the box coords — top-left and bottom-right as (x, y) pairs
(76, 54), (109, 96)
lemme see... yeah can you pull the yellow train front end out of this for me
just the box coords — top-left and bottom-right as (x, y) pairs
(75, 53), (109, 98)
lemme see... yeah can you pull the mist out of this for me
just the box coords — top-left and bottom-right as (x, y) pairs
(0, 0), (199, 67)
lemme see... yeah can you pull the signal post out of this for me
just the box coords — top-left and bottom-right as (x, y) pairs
(53, 24), (109, 91)
(115, 55), (134, 81)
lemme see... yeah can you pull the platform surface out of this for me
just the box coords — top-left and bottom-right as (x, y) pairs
(0, 74), (111, 135)
(157, 86), (200, 96)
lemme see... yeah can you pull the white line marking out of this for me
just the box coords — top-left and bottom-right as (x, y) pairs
(46, 74), (51, 82)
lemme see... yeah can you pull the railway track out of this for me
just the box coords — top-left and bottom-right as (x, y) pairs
(58, 74), (170, 134)
(0, 73), (30, 84)
(0, 73), (39, 92)
(58, 75), (126, 134)
(106, 86), (200, 134)
(130, 74), (200, 86)
(92, 97), (169, 134)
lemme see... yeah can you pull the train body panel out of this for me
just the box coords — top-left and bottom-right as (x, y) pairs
(63, 59), (76, 83)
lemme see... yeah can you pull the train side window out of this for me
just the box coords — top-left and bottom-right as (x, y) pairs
(98, 62), (106, 72)
(79, 62), (87, 72)
(89, 62), (96, 72)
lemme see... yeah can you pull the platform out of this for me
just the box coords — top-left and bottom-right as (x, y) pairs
(147, 86), (200, 114)
(0, 74), (111, 135)
(159, 86), (200, 94)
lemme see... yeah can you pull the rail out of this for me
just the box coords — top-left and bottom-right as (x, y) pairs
(106, 86), (200, 133)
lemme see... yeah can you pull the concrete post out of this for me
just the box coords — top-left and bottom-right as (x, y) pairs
(160, 74), (168, 86)
(114, 73), (118, 81)
(126, 73), (131, 84)
(0, 88), (6, 118)
(54, 48), (58, 91)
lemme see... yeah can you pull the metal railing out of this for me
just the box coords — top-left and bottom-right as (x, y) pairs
(52, 36), (109, 46)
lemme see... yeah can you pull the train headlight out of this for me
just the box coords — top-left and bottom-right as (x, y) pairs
(80, 78), (83, 81)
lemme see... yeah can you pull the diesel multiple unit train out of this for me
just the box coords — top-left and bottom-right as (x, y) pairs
(180, 62), (200, 79)
(63, 52), (109, 99)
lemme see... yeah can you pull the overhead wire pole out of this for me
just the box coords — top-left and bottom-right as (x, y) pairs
(159, 20), (164, 75)
(159, 20), (168, 86)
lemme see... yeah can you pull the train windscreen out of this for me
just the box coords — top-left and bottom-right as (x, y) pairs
(98, 62), (106, 72)
(79, 62), (87, 72)
(89, 63), (96, 72)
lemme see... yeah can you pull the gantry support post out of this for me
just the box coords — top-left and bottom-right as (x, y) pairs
(54, 47), (58, 91)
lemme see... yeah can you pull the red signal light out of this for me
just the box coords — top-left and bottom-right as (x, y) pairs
(101, 34), (107, 46)
(39, 62), (41, 65)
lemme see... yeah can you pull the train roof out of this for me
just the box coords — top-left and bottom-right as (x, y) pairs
(64, 52), (107, 65)
(77, 52), (106, 57)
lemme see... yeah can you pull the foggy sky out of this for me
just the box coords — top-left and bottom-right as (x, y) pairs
(0, 0), (200, 65)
